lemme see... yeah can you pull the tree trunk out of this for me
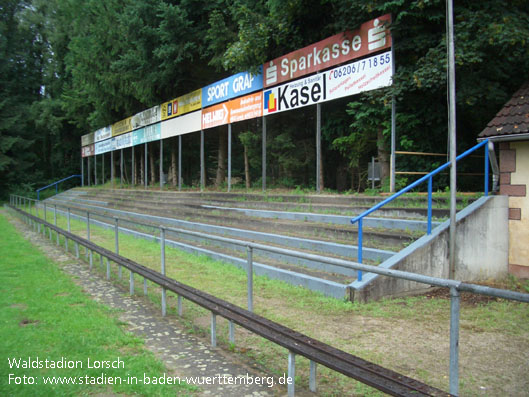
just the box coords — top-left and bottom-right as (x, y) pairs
(149, 143), (156, 185)
(243, 143), (250, 189)
(171, 138), (177, 187)
(215, 129), (227, 187)
(377, 128), (390, 187)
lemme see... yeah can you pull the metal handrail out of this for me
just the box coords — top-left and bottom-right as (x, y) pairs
(36, 174), (82, 200)
(351, 139), (491, 281)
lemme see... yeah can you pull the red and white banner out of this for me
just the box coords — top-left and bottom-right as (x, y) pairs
(263, 14), (391, 88)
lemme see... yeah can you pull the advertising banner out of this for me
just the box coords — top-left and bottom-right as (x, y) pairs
(81, 144), (94, 158)
(112, 117), (133, 136)
(132, 128), (145, 146)
(114, 132), (132, 150)
(202, 92), (264, 130)
(263, 14), (391, 88)
(144, 123), (161, 142)
(95, 138), (114, 155)
(161, 110), (201, 139)
(263, 73), (327, 116)
(131, 105), (160, 129)
(202, 67), (263, 108)
(325, 51), (393, 102)
(132, 123), (161, 146)
(202, 102), (228, 130)
(161, 89), (202, 121)
(94, 126), (112, 143)
(81, 132), (94, 147)
(229, 92), (263, 123)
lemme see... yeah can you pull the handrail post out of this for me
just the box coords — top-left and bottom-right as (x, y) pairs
(247, 245), (254, 312)
(161, 226), (166, 316)
(484, 143), (489, 196)
(357, 218), (363, 281)
(115, 217), (121, 279)
(449, 287), (460, 396)
(427, 176), (433, 235)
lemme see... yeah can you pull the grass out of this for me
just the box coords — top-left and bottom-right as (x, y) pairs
(10, 203), (529, 396)
(0, 211), (195, 396)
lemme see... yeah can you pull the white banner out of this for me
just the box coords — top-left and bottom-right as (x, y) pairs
(325, 51), (392, 102)
(263, 74), (327, 115)
(94, 126), (112, 143)
(131, 105), (161, 129)
(95, 138), (114, 155)
(114, 132), (132, 150)
(161, 110), (202, 139)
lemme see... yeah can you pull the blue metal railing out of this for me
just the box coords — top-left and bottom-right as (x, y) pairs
(351, 139), (490, 281)
(36, 175), (82, 200)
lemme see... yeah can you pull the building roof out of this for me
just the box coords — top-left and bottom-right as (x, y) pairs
(479, 82), (529, 141)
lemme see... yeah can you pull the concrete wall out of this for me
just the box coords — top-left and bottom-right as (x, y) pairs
(350, 195), (509, 302)
(502, 141), (529, 278)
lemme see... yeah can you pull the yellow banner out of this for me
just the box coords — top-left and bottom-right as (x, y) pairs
(112, 117), (132, 136)
(161, 89), (202, 120)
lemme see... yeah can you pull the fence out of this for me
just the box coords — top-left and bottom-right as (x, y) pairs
(8, 194), (529, 396)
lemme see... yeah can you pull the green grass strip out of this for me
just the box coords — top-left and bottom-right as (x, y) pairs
(0, 211), (195, 396)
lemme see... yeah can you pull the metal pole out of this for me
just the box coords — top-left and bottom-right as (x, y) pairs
(390, 42), (397, 193)
(111, 151), (114, 186)
(200, 130), (205, 191)
(115, 218), (121, 279)
(120, 149), (123, 187)
(262, 116), (267, 192)
(131, 146), (134, 186)
(160, 139), (164, 190)
(288, 351), (295, 397)
(95, 155), (98, 185)
(316, 103), (321, 193)
(357, 218), (363, 281)
(371, 156), (375, 190)
(81, 157), (84, 187)
(145, 143), (148, 188)
(228, 124), (232, 192)
(88, 157), (91, 187)
(102, 153), (105, 185)
(309, 360), (317, 392)
(427, 177), (433, 235)
(229, 321), (235, 344)
(178, 135), (182, 191)
(211, 313), (217, 347)
(161, 227), (166, 316)
(247, 246), (254, 312)
(449, 287), (460, 396)
(448, 0), (457, 280)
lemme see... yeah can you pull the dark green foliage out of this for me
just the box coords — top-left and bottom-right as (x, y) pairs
(1, 0), (529, 197)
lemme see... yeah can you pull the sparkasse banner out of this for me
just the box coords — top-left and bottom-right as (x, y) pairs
(263, 14), (391, 88)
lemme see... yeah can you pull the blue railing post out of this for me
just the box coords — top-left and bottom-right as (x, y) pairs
(427, 176), (433, 235)
(357, 218), (363, 281)
(484, 144), (489, 197)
